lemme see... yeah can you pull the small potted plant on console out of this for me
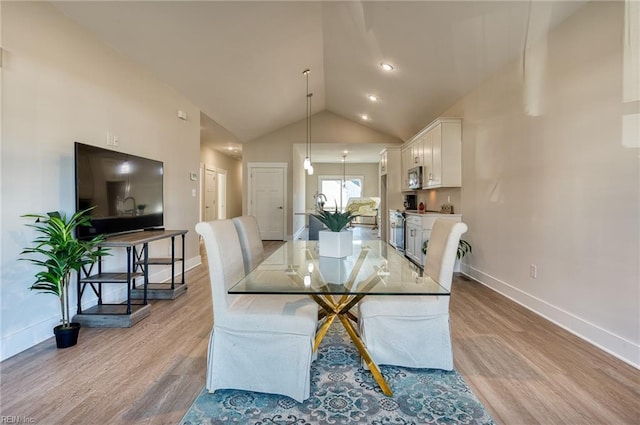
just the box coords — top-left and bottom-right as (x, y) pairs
(311, 203), (357, 258)
(20, 207), (109, 348)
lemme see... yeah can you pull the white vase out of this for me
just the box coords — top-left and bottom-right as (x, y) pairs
(318, 229), (353, 258)
(319, 256), (350, 284)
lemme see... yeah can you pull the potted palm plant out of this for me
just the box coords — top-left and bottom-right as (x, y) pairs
(311, 204), (357, 258)
(20, 207), (109, 348)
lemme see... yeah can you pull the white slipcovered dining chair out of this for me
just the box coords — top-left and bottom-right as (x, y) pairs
(195, 219), (318, 402)
(359, 218), (468, 370)
(232, 215), (264, 275)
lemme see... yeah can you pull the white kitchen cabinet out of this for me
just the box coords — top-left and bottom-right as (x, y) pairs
(400, 117), (461, 191)
(411, 137), (423, 168)
(421, 130), (432, 186)
(405, 215), (422, 265)
(422, 118), (462, 189)
(401, 144), (413, 191)
(401, 136), (425, 189)
(405, 213), (462, 268)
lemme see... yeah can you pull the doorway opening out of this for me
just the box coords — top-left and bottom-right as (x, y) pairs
(202, 165), (227, 221)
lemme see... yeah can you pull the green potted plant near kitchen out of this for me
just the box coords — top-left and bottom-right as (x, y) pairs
(311, 204), (357, 258)
(20, 207), (109, 348)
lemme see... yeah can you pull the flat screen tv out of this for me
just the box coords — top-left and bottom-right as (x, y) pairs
(74, 142), (164, 239)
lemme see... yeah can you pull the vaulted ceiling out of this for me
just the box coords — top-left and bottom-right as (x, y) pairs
(52, 1), (586, 160)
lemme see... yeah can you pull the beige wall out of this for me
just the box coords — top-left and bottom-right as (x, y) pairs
(445, 1), (639, 366)
(200, 146), (243, 219)
(243, 110), (401, 237)
(1, 2), (201, 360)
(416, 188), (462, 214)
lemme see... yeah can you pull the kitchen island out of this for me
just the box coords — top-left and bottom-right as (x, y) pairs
(294, 211), (327, 240)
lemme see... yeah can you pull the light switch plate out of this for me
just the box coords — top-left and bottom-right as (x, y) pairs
(190, 172), (197, 181)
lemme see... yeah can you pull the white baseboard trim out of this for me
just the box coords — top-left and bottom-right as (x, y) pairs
(0, 315), (62, 361)
(0, 256), (203, 362)
(460, 263), (640, 369)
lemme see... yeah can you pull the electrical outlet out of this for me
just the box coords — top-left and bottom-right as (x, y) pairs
(112, 135), (119, 147)
(530, 264), (537, 279)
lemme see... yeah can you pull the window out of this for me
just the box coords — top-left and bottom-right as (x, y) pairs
(318, 175), (363, 210)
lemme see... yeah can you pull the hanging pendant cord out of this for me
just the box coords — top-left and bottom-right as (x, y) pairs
(303, 69), (310, 159)
(342, 155), (346, 211)
(306, 72), (309, 157)
(308, 92), (312, 162)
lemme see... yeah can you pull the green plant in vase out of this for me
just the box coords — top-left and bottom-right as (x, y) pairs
(311, 203), (357, 232)
(312, 203), (358, 258)
(20, 207), (109, 348)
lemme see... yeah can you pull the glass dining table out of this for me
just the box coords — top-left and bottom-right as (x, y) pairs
(228, 239), (450, 397)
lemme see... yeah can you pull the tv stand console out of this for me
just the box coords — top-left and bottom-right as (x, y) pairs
(73, 229), (188, 328)
(131, 230), (186, 300)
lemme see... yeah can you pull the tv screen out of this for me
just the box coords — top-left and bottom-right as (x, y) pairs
(74, 142), (164, 239)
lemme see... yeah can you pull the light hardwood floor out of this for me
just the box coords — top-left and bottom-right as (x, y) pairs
(1, 241), (638, 424)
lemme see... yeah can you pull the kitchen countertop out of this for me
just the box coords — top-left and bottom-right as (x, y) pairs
(404, 210), (461, 215)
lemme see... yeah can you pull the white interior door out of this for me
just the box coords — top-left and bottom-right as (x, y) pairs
(204, 168), (217, 221)
(217, 171), (227, 219)
(250, 166), (285, 240)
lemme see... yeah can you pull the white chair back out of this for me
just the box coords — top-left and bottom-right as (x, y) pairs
(359, 218), (469, 370)
(232, 215), (264, 275)
(424, 219), (468, 291)
(195, 220), (245, 324)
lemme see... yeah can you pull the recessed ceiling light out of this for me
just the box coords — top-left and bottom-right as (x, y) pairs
(380, 63), (394, 71)
(361, 114), (369, 121)
(367, 94), (379, 102)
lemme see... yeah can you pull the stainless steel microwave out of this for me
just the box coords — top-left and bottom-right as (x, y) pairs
(408, 166), (423, 189)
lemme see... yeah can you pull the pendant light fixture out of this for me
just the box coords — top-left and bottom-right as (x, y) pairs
(303, 69), (314, 175)
(341, 153), (347, 211)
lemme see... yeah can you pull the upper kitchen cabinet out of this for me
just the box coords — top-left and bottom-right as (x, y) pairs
(401, 144), (413, 191)
(421, 118), (462, 189)
(410, 137), (423, 169)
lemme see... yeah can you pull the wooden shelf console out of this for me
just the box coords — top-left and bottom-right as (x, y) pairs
(131, 231), (187, 300)
(73, 229), (188, 328)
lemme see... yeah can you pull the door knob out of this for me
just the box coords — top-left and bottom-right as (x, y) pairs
(278, 206), (283, 209)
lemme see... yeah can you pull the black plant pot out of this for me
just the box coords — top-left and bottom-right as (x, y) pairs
(53, 323), (81, 349)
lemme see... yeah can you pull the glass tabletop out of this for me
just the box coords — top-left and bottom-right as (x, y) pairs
(228, 240), (450, 296)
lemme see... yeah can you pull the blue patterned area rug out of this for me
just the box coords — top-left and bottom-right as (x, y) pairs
(181, 324), (494, 424)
